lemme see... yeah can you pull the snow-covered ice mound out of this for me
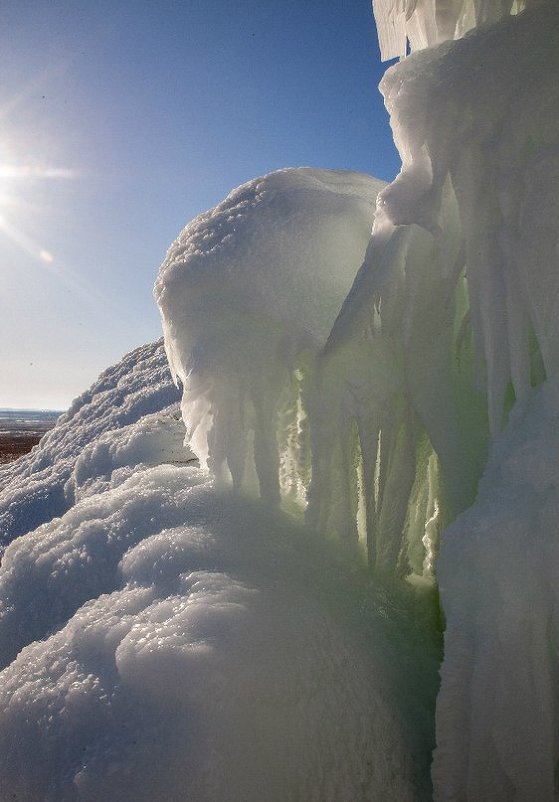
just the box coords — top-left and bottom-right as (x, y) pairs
(155, 167), (384, 505)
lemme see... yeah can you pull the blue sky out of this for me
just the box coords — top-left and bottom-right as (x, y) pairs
(0, 0), (399, 409)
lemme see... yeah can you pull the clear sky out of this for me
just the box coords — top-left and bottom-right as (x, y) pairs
(0, 0), (399, 410)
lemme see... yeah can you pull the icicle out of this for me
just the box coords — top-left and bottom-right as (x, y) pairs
(372, 0), (536, 60)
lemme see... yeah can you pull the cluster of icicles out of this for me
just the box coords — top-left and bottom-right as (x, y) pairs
(156, 1), (558, 587)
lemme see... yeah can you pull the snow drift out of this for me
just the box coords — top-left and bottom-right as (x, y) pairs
(0, 458), (431, 801)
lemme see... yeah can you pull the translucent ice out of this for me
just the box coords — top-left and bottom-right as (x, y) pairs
(365, 1), (559, 798)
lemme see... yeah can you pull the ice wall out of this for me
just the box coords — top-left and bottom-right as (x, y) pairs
(318, 0), (559, 579)
(432, 378), (559, 800)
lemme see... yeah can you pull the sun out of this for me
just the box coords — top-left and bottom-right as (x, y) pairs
(0, 153), (76, 265)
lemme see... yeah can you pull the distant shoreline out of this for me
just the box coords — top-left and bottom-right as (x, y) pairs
(0, 410), (61, 465)
(0, 434), (43, 465)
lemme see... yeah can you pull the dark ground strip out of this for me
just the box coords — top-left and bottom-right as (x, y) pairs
(0, 435), (43, 464)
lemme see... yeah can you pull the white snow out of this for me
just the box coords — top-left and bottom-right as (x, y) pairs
(0, 438), (433, 800)
(0, 340), (181, 547)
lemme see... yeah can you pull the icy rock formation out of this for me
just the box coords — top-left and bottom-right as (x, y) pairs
(0, 340), (181, 547)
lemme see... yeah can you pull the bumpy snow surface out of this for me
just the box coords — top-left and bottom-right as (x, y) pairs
(0, 340), (182, 547)
(0, 340), (437, 801)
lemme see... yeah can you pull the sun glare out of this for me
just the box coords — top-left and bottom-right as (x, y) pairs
(0, 148), (108, 305)
(0, 149), (77, 267)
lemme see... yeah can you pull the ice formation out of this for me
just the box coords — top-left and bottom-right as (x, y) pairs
(364, 4), (559, 798)
(433, 378), (559, 800)
(372, 0), (540, 59)
(155, 168), (384, 508)
(1, 0), (558, 799)
(154, 1), (559, 798)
